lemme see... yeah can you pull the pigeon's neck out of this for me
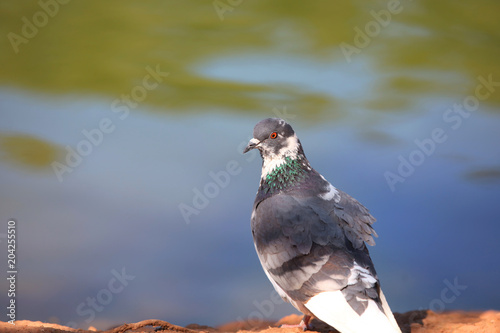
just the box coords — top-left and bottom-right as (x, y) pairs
(259, 154), (311, 194)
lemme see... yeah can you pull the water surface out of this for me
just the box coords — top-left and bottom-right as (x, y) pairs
(0, 0), (499, 329)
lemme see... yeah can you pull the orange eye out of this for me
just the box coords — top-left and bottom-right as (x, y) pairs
(270, 132), (278, 139)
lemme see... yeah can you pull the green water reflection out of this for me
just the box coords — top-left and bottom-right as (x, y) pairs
(2, 0), (500, 107)
(1, 0), (499, 168)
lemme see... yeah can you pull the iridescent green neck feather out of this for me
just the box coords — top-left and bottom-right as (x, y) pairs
(261, 156), (309, 194)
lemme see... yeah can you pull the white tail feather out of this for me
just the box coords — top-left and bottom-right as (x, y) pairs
(305, 290), (401, 333)
(379, 288), (401, 331)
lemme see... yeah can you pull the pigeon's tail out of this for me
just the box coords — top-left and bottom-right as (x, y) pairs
(304, 289), (402, 333)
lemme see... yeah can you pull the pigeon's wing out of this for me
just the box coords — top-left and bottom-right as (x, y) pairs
(251, 191), (377, 305)
(252, 190), (401, 332)
(327, 189), (378, 249)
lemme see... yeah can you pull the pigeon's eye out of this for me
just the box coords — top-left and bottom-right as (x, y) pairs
(269, 132), (278, 139)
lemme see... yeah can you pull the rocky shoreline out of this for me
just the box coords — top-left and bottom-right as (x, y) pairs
(1, 310), (498, 333)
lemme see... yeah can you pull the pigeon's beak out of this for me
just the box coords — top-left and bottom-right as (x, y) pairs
(243, 138), (260, 154)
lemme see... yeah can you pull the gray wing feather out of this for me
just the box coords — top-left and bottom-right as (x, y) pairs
(331, 190), (377, 248)
(252, 188), (379, 308)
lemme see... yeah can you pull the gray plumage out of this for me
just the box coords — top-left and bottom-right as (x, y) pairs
(244, 118), (401, 333)
(253, 179), (378, 313)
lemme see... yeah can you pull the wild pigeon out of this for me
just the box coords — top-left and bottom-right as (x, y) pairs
(243, 118), (401, 333)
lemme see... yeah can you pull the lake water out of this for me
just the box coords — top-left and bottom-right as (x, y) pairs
(0, 0), (499, 329)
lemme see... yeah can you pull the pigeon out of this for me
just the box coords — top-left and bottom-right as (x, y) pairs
(243, 118), (401, 333)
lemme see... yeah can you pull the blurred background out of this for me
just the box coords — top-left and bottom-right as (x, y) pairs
(1, 0), (499, 329)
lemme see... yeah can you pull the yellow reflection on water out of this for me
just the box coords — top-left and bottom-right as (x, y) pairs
(0, 134), (63, 170)
(1, 0), (499, 170)
(1, 1), (498, 111)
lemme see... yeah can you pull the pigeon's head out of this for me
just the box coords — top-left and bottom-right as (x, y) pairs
(243, 118), (303, 159)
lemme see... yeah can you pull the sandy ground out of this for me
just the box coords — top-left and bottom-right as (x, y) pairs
(1, 310), (499, 333)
